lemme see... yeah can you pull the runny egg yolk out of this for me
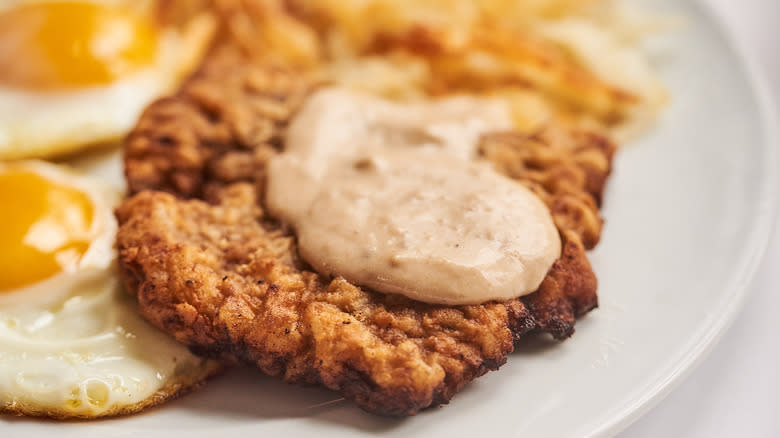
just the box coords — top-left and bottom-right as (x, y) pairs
(0, 169), (94, 292)
(0, 2), (159, 91)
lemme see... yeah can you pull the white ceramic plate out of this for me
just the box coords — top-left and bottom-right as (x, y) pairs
(2, 0), (777, 436)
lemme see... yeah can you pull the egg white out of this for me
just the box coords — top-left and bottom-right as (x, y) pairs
(0, 0), (215, 160)
(0, 162), (219, 418)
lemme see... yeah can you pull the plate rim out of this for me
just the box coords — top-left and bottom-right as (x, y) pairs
(590, 1), (779, 436)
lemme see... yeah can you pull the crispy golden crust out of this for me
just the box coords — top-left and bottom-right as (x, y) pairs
(124, 50), (312, 198)
(479, 128), (615, 249)
(118, 53), (615, 415)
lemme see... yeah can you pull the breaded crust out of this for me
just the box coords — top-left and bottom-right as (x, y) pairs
(117, 51), (615, 416)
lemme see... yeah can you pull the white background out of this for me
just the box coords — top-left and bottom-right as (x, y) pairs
(619, 1), (780, 436)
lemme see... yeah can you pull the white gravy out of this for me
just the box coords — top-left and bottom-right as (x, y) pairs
(266, 88), (561, 305)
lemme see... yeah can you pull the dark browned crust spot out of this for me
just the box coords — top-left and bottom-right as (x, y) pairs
(118, 52), (615, 416)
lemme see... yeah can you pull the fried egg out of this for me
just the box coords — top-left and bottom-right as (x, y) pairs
(0, 0), (215, 160)
(0, 161), (220, 419)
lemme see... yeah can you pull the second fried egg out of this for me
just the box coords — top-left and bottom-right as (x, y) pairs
(0, 0), (215, 160)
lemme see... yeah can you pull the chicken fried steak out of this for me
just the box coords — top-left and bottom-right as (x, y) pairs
(117, 53), (615, 416)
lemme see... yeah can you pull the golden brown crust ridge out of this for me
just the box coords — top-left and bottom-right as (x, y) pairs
(479, 128), (615, 249)
(118, 54), (614, 415)
(124, 50), (313, 199)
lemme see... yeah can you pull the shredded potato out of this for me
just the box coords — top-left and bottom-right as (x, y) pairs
(209, 0), (666, 141)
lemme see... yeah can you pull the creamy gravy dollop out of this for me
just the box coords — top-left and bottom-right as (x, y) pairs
(266, 88), (561, 305)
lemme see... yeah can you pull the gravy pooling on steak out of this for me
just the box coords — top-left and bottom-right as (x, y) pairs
(265, 87), (561, 305)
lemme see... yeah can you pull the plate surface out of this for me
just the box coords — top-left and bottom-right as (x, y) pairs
(2, 0), (777, 436)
